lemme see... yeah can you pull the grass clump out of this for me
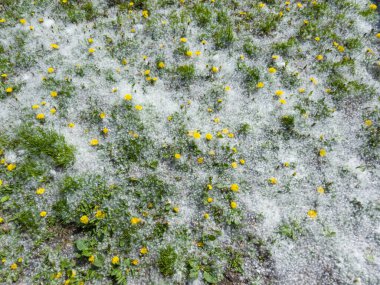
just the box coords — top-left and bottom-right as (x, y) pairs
(175, 64), (195, 82)
(192, 3), (212, 27)
(272, 37), (297, 56)
(280, 115), (295, 131)
(277, 220), (303, 240)
(157, 246), (177, 277)
(213, 24), (234, 49)
(237, 62), (260, 93)
(243, 40), (259, 58)
(17, 124), (75, 168)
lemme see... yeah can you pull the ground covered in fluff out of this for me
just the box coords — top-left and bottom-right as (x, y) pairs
(0, 0), (380, 284)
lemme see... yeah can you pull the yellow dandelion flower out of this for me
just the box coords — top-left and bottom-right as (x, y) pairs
(90, 139), (99, 146)
(140, 247), (148, 254)
(111, 256), (120, 265)
(317, 186), (325, 194)
(319, 148), (326, 157)
(186, 50), (193, 57)
(207, 197), (213, 203)
(80, 215), (89, 224)
(204, 213), (210, 219)
(307, 209), (317, 219)
(88, 255), (95, 263)
(130, 217), (141, 224)
(256, 82), (264, 88)
(174, 153), (181, 159)
(275, 90), (284, 96)
(50, 91), (58, 97)
(40, 211), (47, 217)
(205, 133), (213, 141)
(230, 201), (237, 209)
(230, 184), (239, 192)
(124, 94), (132, 101)
(310, 77), (318, 84)
(50, 43), (59, 49)
(36, 187), (45, 195)
(316, 54), (324, 61)
(10, 263), (18, 270)
(180, 37), (187, 43)
(369, 4), (377, 10)
(36, 113), (45, 120)
(132, 259), (139, 265)
(135, 105), (143, 111)
(7, 163), (16, 171)
(364, 119), (372, 127)
(5, 87), (13, 93)
(19, 18), (26, 25)
(268, 67), (277, 74)
(158, 61), (165, 69)
(193, 131), (201, 139)
(142, 10), (149, 18)
(211, 66), (219, 73)
(88, 48), (95, 54)
(268, 177), (277, 184)
(95, 210), (105, 219)
(68, 122), (75, 128)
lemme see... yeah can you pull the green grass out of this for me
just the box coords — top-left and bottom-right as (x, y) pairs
(237, 62), (260, 93)
(192, 3), (212, 27)
(271, 37), (297, 56)
(213, 24), (234, 49)
(243, 40), (259, 58)
(175, 64), (195, 82)
(157, 246), (177, 276)
(17, 123), (75, 168)
(277, 220), (303, 240)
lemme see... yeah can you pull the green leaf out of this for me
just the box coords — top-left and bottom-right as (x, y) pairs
(93, 255), (104, 268)
(82, 250), (92, 257)
(0, 195), (9, 203)
(203, 271), (218, 284)
(188, 259), (198, 268)
(75, 239), (88, 251)
(189, 269), (199, 279)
